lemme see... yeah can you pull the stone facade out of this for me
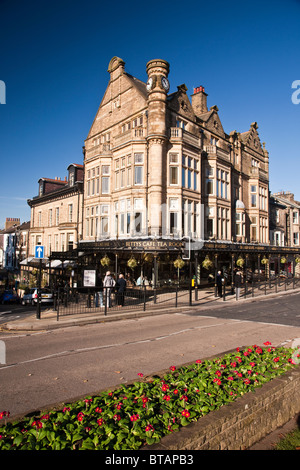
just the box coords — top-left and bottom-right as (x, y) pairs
(27, 164), (84, 258)
(82, 57), (269, 246)
(270, 191), (300, 247)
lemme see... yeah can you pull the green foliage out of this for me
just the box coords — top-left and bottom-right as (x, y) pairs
(0, 343), (299, 450)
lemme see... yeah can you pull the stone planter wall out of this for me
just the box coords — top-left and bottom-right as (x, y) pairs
(145, 366), (300, 450)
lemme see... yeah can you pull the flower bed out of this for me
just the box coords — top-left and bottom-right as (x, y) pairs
(0, 343), (299, 450)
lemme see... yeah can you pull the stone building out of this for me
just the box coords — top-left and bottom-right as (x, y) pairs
(71, 56), (275, 286)
(270, 191), (300, 248)
(24, 164), (84, 284)
(27, 57), (299, 288)
(0, 218), (30, 288)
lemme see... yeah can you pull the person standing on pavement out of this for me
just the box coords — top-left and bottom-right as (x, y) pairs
(216, 271), (223, 297)
(235, 269), (242, 300)
(95, 273), (104, 307)
(116, 273), (126, 307)
(103, 271), (115, 307)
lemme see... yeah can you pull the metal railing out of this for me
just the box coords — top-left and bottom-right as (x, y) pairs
(220, 276), (300, 301)
(54, 286), (192, 320)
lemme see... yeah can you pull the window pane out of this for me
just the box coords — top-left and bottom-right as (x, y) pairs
(170, 166), (178, 184)
(102, 177), (109, 194)
(134, 166), (143, 184)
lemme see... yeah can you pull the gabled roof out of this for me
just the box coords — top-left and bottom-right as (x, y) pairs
(239, 122), (264, 155)
(197, 106), (226, 138)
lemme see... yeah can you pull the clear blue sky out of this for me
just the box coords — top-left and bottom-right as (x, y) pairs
(1, 0), (300, 229)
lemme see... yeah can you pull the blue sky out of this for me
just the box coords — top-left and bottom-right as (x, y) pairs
(1, 0), (300, 229)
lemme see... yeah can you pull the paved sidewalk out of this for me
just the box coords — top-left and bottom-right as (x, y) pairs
(2, 285), (300, 332)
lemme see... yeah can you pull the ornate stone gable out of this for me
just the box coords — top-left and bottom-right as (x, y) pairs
(199, 106), (226, 138)
(239, 122), (264, 156)
(86, 58), (147, 140)
(167, 84), (196, 123)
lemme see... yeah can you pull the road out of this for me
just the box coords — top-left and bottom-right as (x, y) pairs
(1, 292), (300, 419)
(0, 303), (49, 326)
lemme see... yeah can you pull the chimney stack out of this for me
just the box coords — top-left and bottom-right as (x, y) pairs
(5, 217), (20, 230)
(191, 86), (208, 115)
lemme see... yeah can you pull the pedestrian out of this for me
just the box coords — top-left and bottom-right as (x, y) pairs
(216, 271), (223, 297)
(103, 271), (115, 307)
(95, 273), (104, 307)
(235, 269), (242, 300)
(116, 273), (126, 307)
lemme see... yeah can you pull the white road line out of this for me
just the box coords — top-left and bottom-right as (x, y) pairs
(0, 320), (240, 370)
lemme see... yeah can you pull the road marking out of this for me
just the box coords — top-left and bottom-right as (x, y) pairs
(0, 319), (241, 370)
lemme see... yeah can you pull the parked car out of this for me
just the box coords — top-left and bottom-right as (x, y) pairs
(1, 290), (20, 304)
(21, 288), (36, 306)
(31, 288), (53, 304)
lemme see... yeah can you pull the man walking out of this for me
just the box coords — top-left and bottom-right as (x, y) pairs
(95, 273), (104, 307)
(116, 274), (126, 307)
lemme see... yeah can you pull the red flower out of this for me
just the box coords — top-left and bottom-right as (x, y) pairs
(274, 357), (280, 362)
(173, 389), (179, 395)
(181, 409), (190, 418)
(169, 365), (176, 371)
(264, 341), (272, 345)
(97, 418), (104, 426)
(244, 379), (251, 385)
(63, 407), (70, 413)
(180, 395), (188, 401)
(145, 424), (154, 432)
(227, 376), (234, 381)
(161, 384), (169, 392)
(213, 378), (221, 385)
(0, 411), (9, 420)
(249, 362), (256, 367)
(138, 373), (144, 377)
(196, 359), (202, 364)
(95, 407), (103, 413)
(163, 395), (171, 401)
(32, 420), (43, 429)
(215, 370), (222, 377)
(256, 347), (263, 354)
(130, 414), (139, 422)
(77, 412), (85, 422)
(114, 414), (121, 421)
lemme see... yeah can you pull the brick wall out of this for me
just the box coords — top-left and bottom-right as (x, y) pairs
(145, 366), (300, 450)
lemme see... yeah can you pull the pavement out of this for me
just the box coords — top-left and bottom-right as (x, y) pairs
(2, 284), (300, 332)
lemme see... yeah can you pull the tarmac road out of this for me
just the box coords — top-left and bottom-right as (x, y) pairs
(1, 291), (300, 420)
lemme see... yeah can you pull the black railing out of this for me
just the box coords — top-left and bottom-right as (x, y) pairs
(54, 286), (192, 320)
(221, 276), (300, 301)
